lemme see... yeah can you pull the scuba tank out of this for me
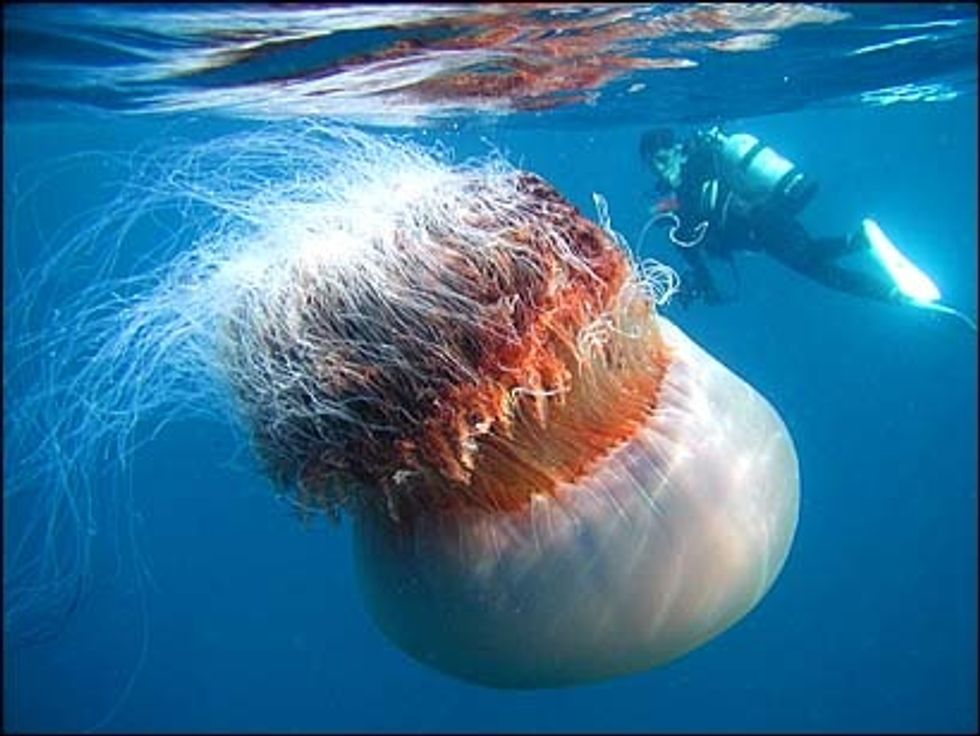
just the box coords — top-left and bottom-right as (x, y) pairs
(701, 127), (818, 216)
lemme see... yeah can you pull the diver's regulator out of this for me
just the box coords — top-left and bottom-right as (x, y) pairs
(702, 127), (818, 215)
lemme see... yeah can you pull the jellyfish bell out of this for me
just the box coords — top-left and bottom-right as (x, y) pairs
(354, 317), (798, 688)
(7, 126), (798, 688)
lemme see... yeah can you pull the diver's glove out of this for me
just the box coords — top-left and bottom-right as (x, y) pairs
(675, 269), (711, 309)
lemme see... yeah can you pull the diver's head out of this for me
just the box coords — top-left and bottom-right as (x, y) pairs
(640, 128), (687, 193)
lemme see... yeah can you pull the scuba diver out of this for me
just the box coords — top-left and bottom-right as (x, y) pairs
(640, 126), (976, 329)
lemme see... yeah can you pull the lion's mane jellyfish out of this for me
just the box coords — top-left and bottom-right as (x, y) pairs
(211, 133), (799, 688)
(9, 128), (798, 687)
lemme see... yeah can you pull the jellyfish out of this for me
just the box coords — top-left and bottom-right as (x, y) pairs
(5, 126), (798, 687)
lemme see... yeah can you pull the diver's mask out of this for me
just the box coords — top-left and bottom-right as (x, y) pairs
(704, 128), (817, 214)
(652, 143), (687, 192)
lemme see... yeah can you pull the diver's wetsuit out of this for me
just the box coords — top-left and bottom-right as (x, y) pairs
(662, 133), (898, 306)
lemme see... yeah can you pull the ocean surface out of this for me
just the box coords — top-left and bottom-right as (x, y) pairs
(3, 3), (977, 733)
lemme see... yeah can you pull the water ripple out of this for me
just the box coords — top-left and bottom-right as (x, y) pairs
(4, 3), (976, 127)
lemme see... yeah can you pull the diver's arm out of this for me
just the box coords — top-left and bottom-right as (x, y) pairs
(679, 245), (730, 305)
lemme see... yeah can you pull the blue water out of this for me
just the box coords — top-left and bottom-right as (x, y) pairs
(3, 4), (977, 733)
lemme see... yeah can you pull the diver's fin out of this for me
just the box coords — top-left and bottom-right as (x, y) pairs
(854, 219), (976, 332)
(918, 301), (978, 333)
(860, 218), (942, 304)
